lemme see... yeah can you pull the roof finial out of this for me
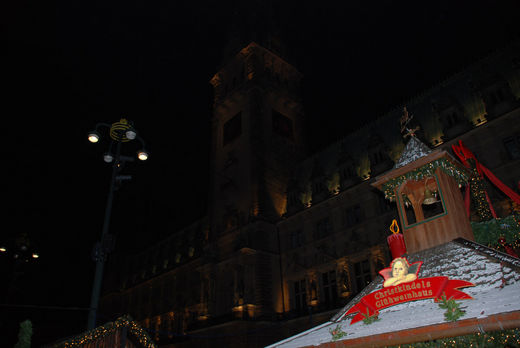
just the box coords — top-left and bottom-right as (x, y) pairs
(400, 106), (420, 138)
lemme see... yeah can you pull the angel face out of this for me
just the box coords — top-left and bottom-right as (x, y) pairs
(391, 260), (408, 279)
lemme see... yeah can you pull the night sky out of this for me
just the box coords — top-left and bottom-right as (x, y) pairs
(2, 0), (520, 345)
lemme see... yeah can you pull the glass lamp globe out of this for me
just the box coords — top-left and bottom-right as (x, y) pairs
(88, 131), (100, 143)
(104, 153), (114, 163)
(126, 129), (137, 140)
(137, 150), (149, 161)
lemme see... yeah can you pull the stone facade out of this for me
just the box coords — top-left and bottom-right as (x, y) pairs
(100, 41), (520, 347)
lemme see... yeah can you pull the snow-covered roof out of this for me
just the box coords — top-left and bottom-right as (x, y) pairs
(393, 136), (432, 169)
(267, 239), (520, 348)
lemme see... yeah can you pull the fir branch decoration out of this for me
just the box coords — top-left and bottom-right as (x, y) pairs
(14, 320), (32, 348)
(467, 161), (493, 221)
(471, 215), (520, 250)
(328, 324), (348, 341)
(438, 293), (466, 322)
(361, 308), (380, 325)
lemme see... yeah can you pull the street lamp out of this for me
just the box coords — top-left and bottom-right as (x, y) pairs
(87, 130), (101, 143)
(1, 232), (40, 304)
(0, 234), (39, 263)
(86, 118), (148, 330)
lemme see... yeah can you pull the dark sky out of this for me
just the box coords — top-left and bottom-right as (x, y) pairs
(2, 0), (520, 345)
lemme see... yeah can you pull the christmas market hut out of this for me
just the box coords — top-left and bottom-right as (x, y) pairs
(267, 133), (520, 348)
(44, 315), (157, 348)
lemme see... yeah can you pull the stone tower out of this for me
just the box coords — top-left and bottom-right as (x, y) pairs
(207, 42), (304, 318)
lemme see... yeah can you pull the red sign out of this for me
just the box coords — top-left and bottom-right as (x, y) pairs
(342, 258), (474, 324)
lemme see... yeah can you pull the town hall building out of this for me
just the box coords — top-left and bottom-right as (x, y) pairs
(99, 40), (520, 347)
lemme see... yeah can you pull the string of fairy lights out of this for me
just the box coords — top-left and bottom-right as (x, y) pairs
(55, 316), (157, 348)
(466, 159), (494, 221)
(381, 158), (469, 201)
(52, 314), (287, 346)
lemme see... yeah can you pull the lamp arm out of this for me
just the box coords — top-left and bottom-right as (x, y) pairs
(136, 135), (147, 148)
(94, 122), (112, 130)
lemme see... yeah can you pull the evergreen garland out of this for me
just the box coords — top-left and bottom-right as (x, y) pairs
(381, 158), (468, 201)
(472, 215), (520, 250)
(14, 320), (32, 348)
(467, 159), (493, 221)
(361, 308), (380, 325)
(328, 324), (348, 341)
(437, 294), (466, 322)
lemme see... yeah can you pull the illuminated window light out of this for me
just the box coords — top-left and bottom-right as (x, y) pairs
(473, 118), (487, 127)
(232, 305), (244, 312)
(433, 139), (444, 147)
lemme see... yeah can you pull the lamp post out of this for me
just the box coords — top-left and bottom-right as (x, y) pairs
(86, 118), (148, 330)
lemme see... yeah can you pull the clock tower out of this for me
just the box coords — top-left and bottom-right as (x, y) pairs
(207, 42), (305, 317)
(209, 42), (305, 236)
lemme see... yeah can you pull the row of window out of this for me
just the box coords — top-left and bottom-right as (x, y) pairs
(288, 131), (518, 226)
(289, 128), (518, 215)
(288, 194), (393, 249)
(113, 260), (375, 322)
(223, 109), (294, 146)
(121, 246), (199, 288)
(121, 274), (201, 321)
(292, 259), (373, 313)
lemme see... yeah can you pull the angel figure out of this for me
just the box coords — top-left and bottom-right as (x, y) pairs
(379, 257), (422, 288)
